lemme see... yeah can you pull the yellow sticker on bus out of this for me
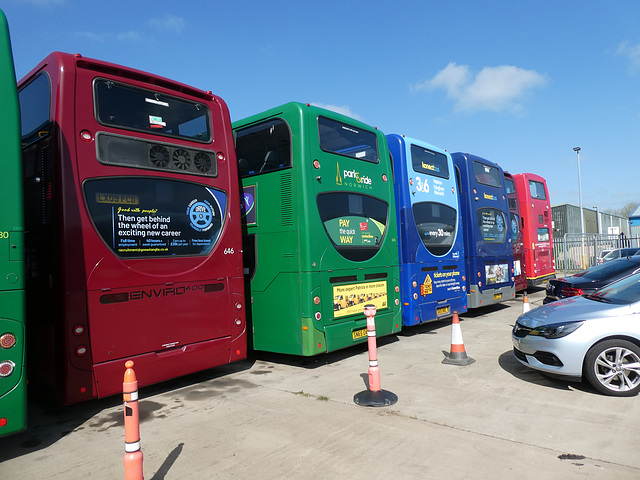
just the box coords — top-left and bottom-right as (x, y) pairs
(333, 281), (387, 318)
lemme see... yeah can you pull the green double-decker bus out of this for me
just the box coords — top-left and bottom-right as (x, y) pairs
(0, 9), (26, 437)
(234, 102), (401, 355)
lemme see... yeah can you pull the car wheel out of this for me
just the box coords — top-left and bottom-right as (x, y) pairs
(584, 339), (640, 397)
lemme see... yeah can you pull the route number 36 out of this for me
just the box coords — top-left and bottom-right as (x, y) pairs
(415, 176), (429, 193)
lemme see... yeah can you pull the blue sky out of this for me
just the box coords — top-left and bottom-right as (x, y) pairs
(2, 0), (639, 212)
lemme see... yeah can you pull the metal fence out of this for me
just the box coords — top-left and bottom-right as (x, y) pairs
(553, 234), (640, 277)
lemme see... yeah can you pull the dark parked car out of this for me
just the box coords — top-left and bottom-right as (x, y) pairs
(599, 247), (640, 264)
(544, 256), (640, 304)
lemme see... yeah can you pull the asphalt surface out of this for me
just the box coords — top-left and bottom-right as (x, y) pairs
(1, 287), (639, 479)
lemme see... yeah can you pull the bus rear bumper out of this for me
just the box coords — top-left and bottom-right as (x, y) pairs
(467, 284), (515, 309)
(526, 273), (556, 288)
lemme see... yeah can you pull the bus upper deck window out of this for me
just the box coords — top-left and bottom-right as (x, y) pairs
(318, 116), (379, 163)
(235, 118), (291, 178)
(473, 161), (501, 188)
(94, 79), (212, 143)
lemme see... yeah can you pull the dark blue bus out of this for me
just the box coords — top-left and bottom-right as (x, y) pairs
(452, 153), (514, 308)
(387, 135), (466, 326)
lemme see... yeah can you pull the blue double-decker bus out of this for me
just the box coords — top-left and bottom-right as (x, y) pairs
(387, 135), (466, 326)
(452, 153), (514, 308)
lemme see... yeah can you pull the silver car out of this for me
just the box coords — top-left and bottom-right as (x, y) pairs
(512, 271), (640, 396)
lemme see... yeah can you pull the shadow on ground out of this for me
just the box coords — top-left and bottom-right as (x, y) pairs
(498, 349), (594, 394)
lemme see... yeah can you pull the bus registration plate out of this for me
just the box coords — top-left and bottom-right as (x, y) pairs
(494, 293), (502, 300)
(436, 306), (450, 316)
(352, 328), (367, 340)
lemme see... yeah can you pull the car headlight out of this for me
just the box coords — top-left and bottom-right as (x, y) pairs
(527, 321), (585, 339)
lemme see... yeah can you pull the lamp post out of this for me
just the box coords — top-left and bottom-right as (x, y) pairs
(574, 147), (586, 268)
(593, 205), (599, 235)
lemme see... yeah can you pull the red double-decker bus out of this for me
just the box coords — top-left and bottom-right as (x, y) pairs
(18, 52), (246, 404)
(513, 173), (555, 287)
(504, 172), (527, 292)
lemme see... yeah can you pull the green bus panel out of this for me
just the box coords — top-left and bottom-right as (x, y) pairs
(0, 8), (27, 437)
(235, 102), (401, 356)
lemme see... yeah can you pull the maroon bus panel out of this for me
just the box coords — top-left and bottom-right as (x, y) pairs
(19, 52), (246, 404)
(504, 172), (527, 292)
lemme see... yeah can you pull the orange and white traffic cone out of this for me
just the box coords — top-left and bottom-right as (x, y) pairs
(123, 361), (143, 480)
(442, 312), (475, 366)
(522, 292), (531, 314)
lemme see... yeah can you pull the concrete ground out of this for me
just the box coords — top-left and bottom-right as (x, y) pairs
(1, 288), (639, 479)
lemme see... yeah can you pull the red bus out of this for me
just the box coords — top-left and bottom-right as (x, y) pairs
(504, 172), (527, 292)
(513, 173), (555, 287)
(18, 52), (246, 404)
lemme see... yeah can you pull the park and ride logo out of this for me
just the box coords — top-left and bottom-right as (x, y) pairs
(335, 162), (373, 189)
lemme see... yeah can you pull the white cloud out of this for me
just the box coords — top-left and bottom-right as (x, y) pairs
(310, 103), (364, 121)
(149, 14), (186, 33)
(413, 62), (548, 114)
(115, 31), (144, 42)
(72, 30), (148, 43)
(617, 41), (640, 71)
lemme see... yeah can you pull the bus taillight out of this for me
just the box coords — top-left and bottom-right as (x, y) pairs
(80, 130), (93, 142)
(73, 325), (85, 336)
(234, 318), (242, 326)
(313, 296), (320, 305)
(75, 346), (88, 357)
(235, 302), (243, 311)
(216, 152), (225, 162)
(0, 333), (16, 349)
(382, 174), (387, 182)
(0, 360), (15, 377)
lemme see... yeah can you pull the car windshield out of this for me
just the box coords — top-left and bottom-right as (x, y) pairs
(573, 259), (638, 280)
(588, 272), (640, 304)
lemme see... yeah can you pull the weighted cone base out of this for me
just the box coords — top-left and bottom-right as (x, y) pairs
(442, 352), (476, 366)
(354, 389), (398, 407)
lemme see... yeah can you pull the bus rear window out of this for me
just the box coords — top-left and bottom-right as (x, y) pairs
(473, 161), (501, 187)
(410, 145), (449, 179)
(537, 227), (550, 242)
(509, 213), (520, 242)
(476, 207), (507, 244)
(529, 180), (547, 200)
(317, 192), (388, 261)
(412, 202), (456, 256)
(84, 177), (226, 258)
(318, 116), (378, 163)
(94, 79), (211, 143)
